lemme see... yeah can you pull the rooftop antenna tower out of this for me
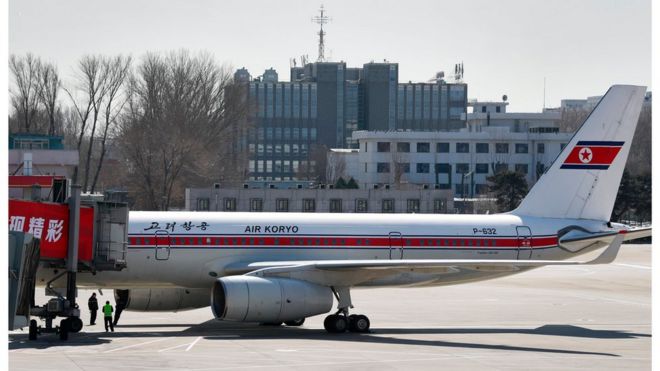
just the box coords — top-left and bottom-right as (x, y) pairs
(312, 5), (331, 62)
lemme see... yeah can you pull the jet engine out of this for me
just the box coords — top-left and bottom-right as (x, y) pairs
(212, 276), (333, 323)
(117, 288), (210, 312)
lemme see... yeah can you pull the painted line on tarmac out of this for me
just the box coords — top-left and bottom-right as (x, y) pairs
(158, 342), (189, 353)
(186, 336), (202, 351)
(104, 338), (170, 353)
(614, 263), (651, 270)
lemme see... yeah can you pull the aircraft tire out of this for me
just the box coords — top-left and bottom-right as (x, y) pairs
(69, 317), (83, 333)
(284, 318), (305, 327)
(28, 319), (38, 341)
(348, 314), (370, 333)
(59, 319), (69, 341)
(323, 315), (348, 333)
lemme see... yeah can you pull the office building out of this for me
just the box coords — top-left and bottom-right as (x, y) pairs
(236, 61), (468, 181)
(330, 100), (572, 196)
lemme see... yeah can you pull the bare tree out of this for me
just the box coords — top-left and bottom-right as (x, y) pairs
(558, 108), (590, 133)
(296, 144), (328, 183)
(65, 55), (104, 185)
(626, 105), (651, 176)
(89, 55), (132, 193)
(326, 150), (346, 184)
(36, 61), (61, 136)
(9, 54), (42, 133)
(119, 51), (248, 210)
(64, 55), (132, 191)
(391, 151), (407, 186)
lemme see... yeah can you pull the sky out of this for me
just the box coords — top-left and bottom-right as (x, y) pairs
(9, 0), (652, 112)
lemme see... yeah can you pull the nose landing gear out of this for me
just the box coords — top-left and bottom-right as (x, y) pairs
(323, 287), (370, 333)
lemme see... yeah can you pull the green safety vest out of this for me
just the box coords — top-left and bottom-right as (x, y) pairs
(103, 304), (113, 317)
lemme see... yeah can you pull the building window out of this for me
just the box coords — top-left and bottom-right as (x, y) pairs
(476, 143), (489, 153)
(407, 199), (420, 213)
(356, 199), (368, 213)
(456, 163), (470, 174)
(377, 142), (391, 152)
(397, 142), (410, 152)
(377, 162), (391, 173)
(433, 199), (447, 213)
(416, 163), (430, 173)
(456, 143), (469, 153)
(435, 163), (451, 173)
(481, 106), (486, 113)
(197, 198), (210, 211)
(276, 198), (289, 212)
(515, 143), (529, 154)
(495, 143), (509, 153)
(224, 198), (236, 211)
(436, 142), (449, 153)
(329, 199), (342, 213)
(475, 163), (489, 174)
(303, 198), (316, 212)
(495, 163), (509, 173)
(537, 143), (545, 154)
(250, 198), (263, 212)
(515, 164), (529, 174)
(416, 142), (430, 153)
(382, 199), (395, 213)
(496, 106), (501, 113)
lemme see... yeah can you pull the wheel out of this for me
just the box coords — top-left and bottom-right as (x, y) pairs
(348, 314), (370, 333)
(284, 318), (305, 327)
(28, 319), (38, 341)
(59, 319), (69, 341)
(69, 317), (83, 333)
(323, 314), (348, 333)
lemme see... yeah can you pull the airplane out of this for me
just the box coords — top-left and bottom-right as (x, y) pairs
(37, 84), (652, 333)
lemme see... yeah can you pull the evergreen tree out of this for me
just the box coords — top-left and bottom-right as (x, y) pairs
(487, 170), (529, 212)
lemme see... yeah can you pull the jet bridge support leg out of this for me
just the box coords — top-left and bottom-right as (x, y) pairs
(324, 287), (370, 334)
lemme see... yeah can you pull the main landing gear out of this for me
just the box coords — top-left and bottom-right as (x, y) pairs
(323, 287), (370, 334)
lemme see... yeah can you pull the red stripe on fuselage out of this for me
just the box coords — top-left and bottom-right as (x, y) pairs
(128, 235), (559, 249)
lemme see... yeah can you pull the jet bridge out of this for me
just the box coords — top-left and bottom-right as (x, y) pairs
(8, 184), (129, 340)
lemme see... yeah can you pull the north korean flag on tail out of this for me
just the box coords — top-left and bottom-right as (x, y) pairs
(560, 141), (624, 170)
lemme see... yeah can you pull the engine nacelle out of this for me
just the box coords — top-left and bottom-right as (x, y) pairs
(212, 276), (333, 323)
(117, 288), (210, 312)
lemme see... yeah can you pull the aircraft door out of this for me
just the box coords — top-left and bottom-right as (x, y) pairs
(154, 230), (171, 260)
(516, 226), (532, 260)
(389, 232), (403, 259)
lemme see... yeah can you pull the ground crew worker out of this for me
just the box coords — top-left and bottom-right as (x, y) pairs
(88, 293), (98, 325)
(103, 301), (114, 332)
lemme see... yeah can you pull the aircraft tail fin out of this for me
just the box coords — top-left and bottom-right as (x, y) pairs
(513, 85), (646, 221)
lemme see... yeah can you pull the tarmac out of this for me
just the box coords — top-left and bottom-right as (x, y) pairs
(9, 244), (651, 370)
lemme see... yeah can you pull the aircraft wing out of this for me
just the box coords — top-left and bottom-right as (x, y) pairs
(223, 234), (626, 287)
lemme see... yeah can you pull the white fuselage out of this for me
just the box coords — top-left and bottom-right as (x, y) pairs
(36, 211), (608, 289)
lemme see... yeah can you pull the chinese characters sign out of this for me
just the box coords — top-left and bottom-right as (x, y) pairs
(8, 199), (94, 261)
